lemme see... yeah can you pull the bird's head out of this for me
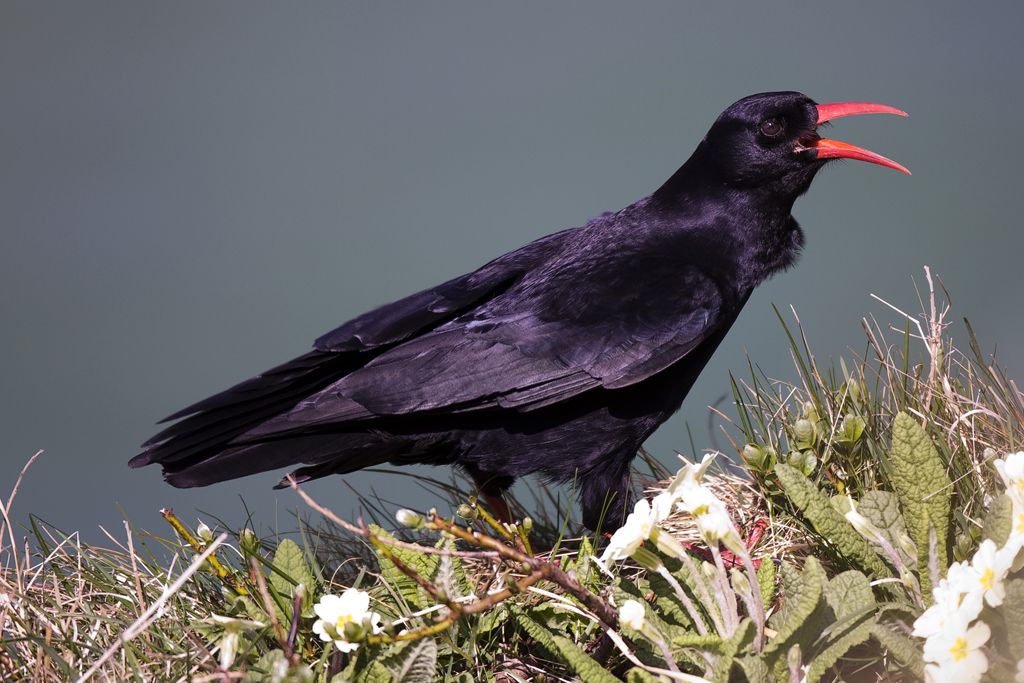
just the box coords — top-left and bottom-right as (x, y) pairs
(681, 91), (908, 202)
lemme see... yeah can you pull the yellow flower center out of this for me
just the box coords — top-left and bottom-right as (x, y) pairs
(980, 568), (995, 590)
(335, 614), (354, 631)
(693, 504), (709, 516)
(949, 636), (968, 662)
(1016, 513), (1024, 533)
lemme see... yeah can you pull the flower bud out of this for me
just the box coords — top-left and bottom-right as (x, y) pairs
(456, 503), (478, 522)
(521, 517), (534, 533)
(618, 599), (646, 630)
(800, 451), (818, 475)
(239, 528), (259, 556)
(793, 419), (815, 446)
(395, 508), (425, 529)
(787, 450), (805, 468)
(196, 520), (214, 543)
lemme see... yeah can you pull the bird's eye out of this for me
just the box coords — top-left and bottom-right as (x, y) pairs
(759, 117), (785, 138)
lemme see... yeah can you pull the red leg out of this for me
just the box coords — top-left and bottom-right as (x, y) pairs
(481, 490), (513, 525)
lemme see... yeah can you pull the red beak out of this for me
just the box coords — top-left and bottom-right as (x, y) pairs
(811, 101), (910, 175)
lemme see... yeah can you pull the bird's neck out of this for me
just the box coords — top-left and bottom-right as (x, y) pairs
(651, 149), (806, 290)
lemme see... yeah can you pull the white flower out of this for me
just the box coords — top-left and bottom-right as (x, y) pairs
(649, 452), (718, 521)
(665, 452), (718, 497)
(1015, 658), (1024, 683)
(676, 481), (742, 552)
(196, 520), (214, 542)
(967, 539), (1016, 607)
(600, 499), (657, 563)
(922, 618), (989, 683)
(995, 452), (1024, 505)
(207, 614), (265, 669)
(912, 564), (983, 639)
(311, 588), (384, 653)
(618, 599), (646, 630)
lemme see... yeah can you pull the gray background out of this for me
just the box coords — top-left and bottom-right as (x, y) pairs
(3, 2), (1022, 541)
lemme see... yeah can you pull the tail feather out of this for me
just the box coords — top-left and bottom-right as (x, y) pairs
(132, 350), (358, 476)
(161, 433), (392, 488)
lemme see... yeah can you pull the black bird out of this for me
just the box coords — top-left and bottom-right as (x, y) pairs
(131, 92), (908, 530)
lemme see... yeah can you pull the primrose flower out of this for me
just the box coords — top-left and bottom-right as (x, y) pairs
(600, 499), (657, 563)
(966, 539), (1015, 607)
(676, 480), (742, 552)
(618, 599), (646, 631)
(312, 588), (384, 653)
(995, 452), (1024, 505)
(207, 614), (265, 669)
(922, 618), (990, 683)
(912, 564), (983, 639)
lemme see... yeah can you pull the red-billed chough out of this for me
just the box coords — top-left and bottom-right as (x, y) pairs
(131, 91), (908, 530)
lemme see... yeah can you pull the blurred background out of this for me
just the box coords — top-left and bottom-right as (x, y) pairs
(2, 2), (1022, 542)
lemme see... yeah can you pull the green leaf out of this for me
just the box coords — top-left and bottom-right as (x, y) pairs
(244, 648), (287, 683)
(352, 659), (392, 683)
(886, 412), (952, 595)
(734, 655), (772, 683)
(983, 494), (1014, 549)
(380, 638), (438, 683)
(270, 539), (316, 617)
(775, 464), (891, 578)
(870, 622), (924, 678)
(625, 668), (661, 683)
(765, 558), (825, 659)
(849, 490), (915, 568)
(805, 571), (877, 683)
(670, 631), (723, 650)
(514, 611), (619, 683)
(1003, 579), (1024, 660)
(712, 619), (754, 683)
(371, 525), (441, 610)
(756, 556), (776, 608)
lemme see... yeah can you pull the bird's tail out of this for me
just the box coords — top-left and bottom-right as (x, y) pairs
(130, 349), (367, 485)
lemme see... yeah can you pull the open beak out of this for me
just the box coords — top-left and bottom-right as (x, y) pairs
(810, 101), (910, 175)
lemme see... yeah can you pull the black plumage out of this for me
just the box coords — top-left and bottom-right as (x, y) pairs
(131, 91), (907, 529)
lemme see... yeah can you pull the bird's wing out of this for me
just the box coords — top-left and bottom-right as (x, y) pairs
(133, 228), (575, 469)
(313, 229), (575, 352)
(239, 263), (729, 438)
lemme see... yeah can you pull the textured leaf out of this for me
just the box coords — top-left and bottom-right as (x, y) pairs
(245, 648), (287, 683)
(734, 655), (771, 683)
(269, 539), (316, 617)
(670, 631), (723, 650)
(765, 558), (825, 659)
(853, 490), (916, 569)
(805, 571), (877, 683)
(371, 525), (441, 610)
(381, 638), (437, 683)
(775, 464), (890, 578)
(870, 622), (924, 678)
(712, 618), (754, 683)
(514, 611), (619, 683)
(352, 659), (391, 683)
(824, 570), (875, 619)
(1003, 578), (1024, 660)
(886, 412), (952, 594)
(756, 556), (776, 608)
(625, 668), (661, 683)
(983, 494), (1014, 549)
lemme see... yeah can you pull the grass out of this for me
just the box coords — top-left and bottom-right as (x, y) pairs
(2, 268), (1021, 681)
